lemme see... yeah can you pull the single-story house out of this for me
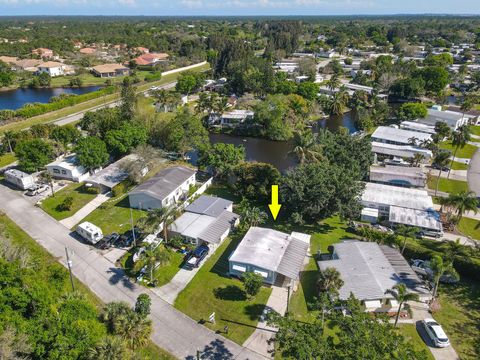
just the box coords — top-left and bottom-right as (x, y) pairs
(400, 121), (436, 135)
(369, 165), (427, 188)
(46, 154), (89, 182)
(389, 206), (443, 236)
(92, 63), (130, 78)
(418, 108), (470, 130)
(371, 126), (432, 147)
(36, 61), (69, 77)
(229, 227), (310, 286)
(128, 166), (196, 209)
(446, 106), (480, 125)
(219, 110), (254, 127)
(371, 141), (432, 160)
(273, 60), (299, 73)
(86, 154), (138, 192)
(318, 241), (431, 312)
(12, 58), (42, 72)
(134, 53), (169, 66)
(170, 195), (239, 247)
(361, 182), (434, 217)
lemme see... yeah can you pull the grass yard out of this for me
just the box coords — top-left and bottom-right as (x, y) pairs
(427, 175), (469, 194)
(0, 213), (175, 360)
(397, 325), (435, 360)
(119, 244), (184, 287)
(439, 141), (478, 159)
(40, 182), (97, 220)
(77, 194), (147, 234)
(175, 231), (272, 345)
(435, 279), (480, 360)
(50, 71), (155, 88)
(450, 161), (469, 170)
(469, 125), (480, 137)
(457, 217), (480, 240)
(288, 216), (357, 322)
(0, 152), (16, 168)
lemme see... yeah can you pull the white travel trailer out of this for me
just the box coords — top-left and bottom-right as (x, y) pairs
(76, 222), (103, 244)
(4, 169), (35, 190)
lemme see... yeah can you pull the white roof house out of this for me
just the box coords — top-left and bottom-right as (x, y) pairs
(86, 154), (138, 191)
(420, 109), (470, 130)
(361, 182), (434, 215)
(389, 206), (443, 233)
(369, 165), (427, 188)
(46, 154), (89, 182)
(229, 227), (310, 285)
(318, 241), (431, 311)
(371, 126), (432, 146)
(400, 121), (436, 135)
(220, 110), (255, 127)
(371, 141), (433, 159)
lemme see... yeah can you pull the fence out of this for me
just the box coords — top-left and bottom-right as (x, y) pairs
(161, 61), (208, 77)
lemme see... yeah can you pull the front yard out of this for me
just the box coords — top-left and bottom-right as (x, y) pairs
(0, 152), (16, 168)
(457, 217), (480, 240)
(469, 125), (480, 137)
(76, 194), (147, 234)
(174, 230), (272, 345)
(439, 141), (478, 159)
(427, 175), (469, 194)
(40, 182), (97, 220)
(397, 325), (435, 360)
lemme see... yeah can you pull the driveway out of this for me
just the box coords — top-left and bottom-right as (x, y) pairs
(0, 184), (267, 360)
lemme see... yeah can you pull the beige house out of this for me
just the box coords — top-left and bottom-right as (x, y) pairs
(92, 63), (130, 78)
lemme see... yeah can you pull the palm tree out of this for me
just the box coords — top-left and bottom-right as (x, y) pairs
(387, 283), (419, 327)
(195, 92), (211, 114)
(447, 125), (471, 179)
(3, 130), (16, 153)
(460, 97), (473, 125)
(408, 153), (425, 167)
(152, 89), (169, 112)
(432, 150), (451, 196)
(443, 191), (479, 222)
(430, 255), (458, 300)
(87, 336), (127, 360)
(327, 73), (340, 92)
(138, 206), (176, 242)
(330, 86), (349, 115)
(445, 238), (468, 266)
(139, 246), (171, 284)
(288, 130), (322, 164)
(395, 225), (419, 254)
(317, 267), (344, 298)
(124, 316), (152, 350)
(243, 206), (268, 227)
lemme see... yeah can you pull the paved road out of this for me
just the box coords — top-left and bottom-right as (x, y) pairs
(0, 185), (266, 360)
(53, 81), (177, 127)
(467, 147), (480, 197)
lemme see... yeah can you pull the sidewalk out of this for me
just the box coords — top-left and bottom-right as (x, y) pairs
(429, 169), (467, 181)
(60, 193), (111, 229)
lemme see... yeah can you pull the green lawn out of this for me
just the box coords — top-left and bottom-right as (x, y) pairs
(175, 231), (272, 345)
(469, 125), (480, 137)
(77, 194), (147, 234)
(427, 175), (469, 194)
(439, 141), (478, 159)
(288, 216), (357, 322)
(457, 217), (480, 240)
(450, 161), (469, 170)
(0, 152), (16, 168)
(0, 213), (175, 360)
(119, 244), (184, 287)
(50, 71), (155, 87)
(435, 279), (480, 360)
(40, 182), (97, 220)
(397, 325), (435, 360)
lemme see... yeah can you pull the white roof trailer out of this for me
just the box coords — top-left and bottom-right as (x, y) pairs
(76, 221), (103, 244)
(4, 169), (35, 190)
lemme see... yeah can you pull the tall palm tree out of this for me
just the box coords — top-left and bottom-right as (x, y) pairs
(408, 153), (425, 167)
(430, 255), (458, 300)
(124, 316), (152, 350)
(243, 206), (268, 227)
(445, 238), (468, 266)
(138, 206), (176, 242)
(317, 267), (344, 298)
(3, 130), (16, 153)
(460, 97), (473, 125)
(432, 150), (451, 196)
(395, 225), (419, 254)
(327, 73), (340, 92)
(87, 336), (127, 360)
(443, 191), (479, 222)
(386, 283), (419, 327)
(447, 125), (471, 179)
(288, 130), (322, 164)
(139, 246), (171, 284)
(330, 86), (349, 115)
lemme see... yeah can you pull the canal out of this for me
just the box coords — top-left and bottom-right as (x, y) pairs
(0, 86), (102, 110)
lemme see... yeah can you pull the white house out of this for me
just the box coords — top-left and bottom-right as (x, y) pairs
(371, 126), (432, 146)
(229, 227), (310, 286)
(46, 154), (89, 182)
(4, 169), (35, 190)
(419, 108), (471, 130)
(36, 61), (70, 77)
(220, 110), (254, 127)
(128, 166), (196, 209)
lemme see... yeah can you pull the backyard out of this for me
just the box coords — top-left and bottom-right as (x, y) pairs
(427, 175), (469, 194)
(40, 182), (97, 220)
(174, 230), (272, 345)
(76, 194), (147, 234)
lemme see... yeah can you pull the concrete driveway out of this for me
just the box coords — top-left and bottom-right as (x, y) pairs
(415, 320), (460, 360)
(0, 184), (267, 360)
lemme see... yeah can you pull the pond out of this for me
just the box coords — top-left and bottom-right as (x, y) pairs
(0, 86), (102, 110)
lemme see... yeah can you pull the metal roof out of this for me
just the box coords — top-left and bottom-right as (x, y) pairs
(129, 166), (195, 201)
(229, 227), (310, 279)
(362, 182), (434, 211)
(170, 212), (216, 240)
(389, 206), (443, 232)
(198, 211), (239, 244)
(371, 141), (432, 159)
(421, 109), (464, 129)
(371, 126), (432, 145)
(87, 154), (137, 189)
(369, 165), (426, 187)
(185, 195), (233, 217)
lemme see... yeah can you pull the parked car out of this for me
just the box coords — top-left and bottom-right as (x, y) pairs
(25, 184), (49, 196)
(184, 244), (209, 270)
(115, 228), (142, 248)
(96, 233), (120, 250)
(418, 230), (443, 239)
(422, 318), (450, 348)
(411, 259), (459, 284)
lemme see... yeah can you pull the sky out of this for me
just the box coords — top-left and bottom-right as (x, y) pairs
(0, 0), (479, 16)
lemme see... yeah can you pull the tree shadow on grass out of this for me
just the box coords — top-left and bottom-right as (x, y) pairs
(185, 338), (234, 360)
(244, 303), (268, 321)
(213, 285), (246, 301)
(298, 270), (320, 311)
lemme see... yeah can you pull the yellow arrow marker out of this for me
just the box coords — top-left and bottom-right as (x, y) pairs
(268, 185), (282, 221)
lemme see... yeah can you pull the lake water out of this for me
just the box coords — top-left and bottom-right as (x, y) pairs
(0, 86), (102, 110)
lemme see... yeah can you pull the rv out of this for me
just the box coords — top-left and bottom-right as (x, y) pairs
(76, 222), (103, 244)
(4, 169), (35, 190)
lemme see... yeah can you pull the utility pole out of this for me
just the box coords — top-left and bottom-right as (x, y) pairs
(286, 282), (291, 314)
(130, 207), (137, 247)
(65, 247), (75, 292)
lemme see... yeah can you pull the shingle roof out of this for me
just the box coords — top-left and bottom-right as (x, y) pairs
(129, 166), (195, 201)
(185, 195), (233, 217)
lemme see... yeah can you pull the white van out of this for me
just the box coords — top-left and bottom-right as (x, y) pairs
(76, 222), (103, 244)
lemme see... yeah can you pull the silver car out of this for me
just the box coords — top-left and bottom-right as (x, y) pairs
(422, 318), (450, 348)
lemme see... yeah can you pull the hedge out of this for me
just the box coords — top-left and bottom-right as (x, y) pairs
(5, 86), (116, 119)
(111, 178), (134, 197)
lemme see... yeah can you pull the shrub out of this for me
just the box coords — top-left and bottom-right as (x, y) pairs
(112, 179), (133, 197)
(57, 196), (74, 211)
(242, 271), (263, 298)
